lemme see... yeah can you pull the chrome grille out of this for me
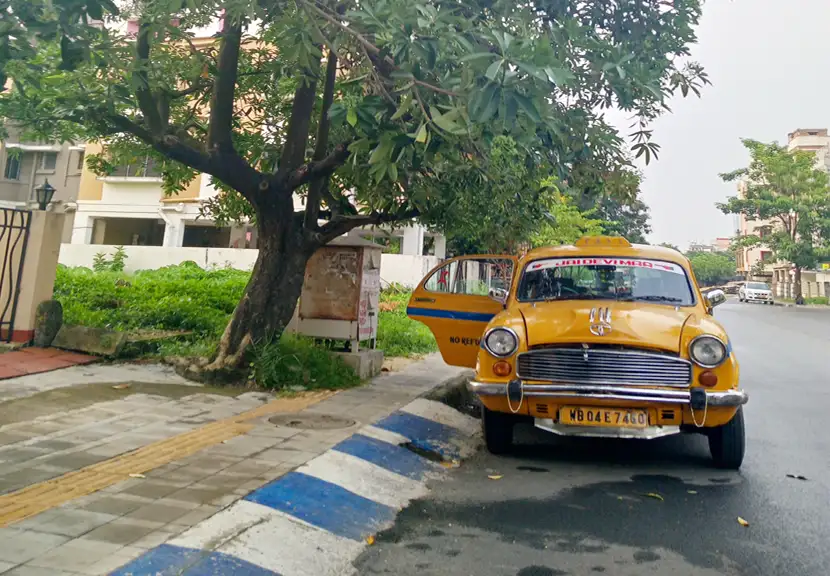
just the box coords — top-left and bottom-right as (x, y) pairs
(517, 348), (692, 387)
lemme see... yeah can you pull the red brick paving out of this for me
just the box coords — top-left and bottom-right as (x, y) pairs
(0, 347), (97, 380)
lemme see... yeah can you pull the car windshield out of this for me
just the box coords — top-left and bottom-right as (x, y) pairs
(747, 282), (770, 290)
(517, 257), (695, 305)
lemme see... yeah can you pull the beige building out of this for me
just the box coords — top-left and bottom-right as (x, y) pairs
(734, 128), (830, 279)
(0, 125), (83, 241)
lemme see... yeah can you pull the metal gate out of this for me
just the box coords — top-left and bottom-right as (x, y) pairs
(0, 208), (32, 342)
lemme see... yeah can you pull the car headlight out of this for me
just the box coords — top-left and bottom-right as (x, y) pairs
(689, 335), (727, 368)
(483, 328), (518, 358)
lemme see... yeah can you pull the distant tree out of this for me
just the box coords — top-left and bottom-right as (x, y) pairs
(658, 242), (680, 251)
(686, 251), (736, 286)
(719, 139), (830, 304)
(571, 166), (652, 243)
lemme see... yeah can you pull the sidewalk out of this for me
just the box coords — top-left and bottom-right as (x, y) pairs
(0, 354), (475, 575)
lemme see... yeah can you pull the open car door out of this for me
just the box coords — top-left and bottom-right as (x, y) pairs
(407, 255), (517, 368)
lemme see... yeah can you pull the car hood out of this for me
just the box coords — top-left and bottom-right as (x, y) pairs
(516, 301), (692, 353)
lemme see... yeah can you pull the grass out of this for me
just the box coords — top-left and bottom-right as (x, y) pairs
(53, 265), (438, 389)
(779, 296), (829, 306)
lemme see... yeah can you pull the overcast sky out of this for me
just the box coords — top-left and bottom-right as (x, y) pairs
(607, 0), (829, 250)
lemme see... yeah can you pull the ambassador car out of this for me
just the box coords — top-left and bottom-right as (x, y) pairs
(407, 237), (748, 469)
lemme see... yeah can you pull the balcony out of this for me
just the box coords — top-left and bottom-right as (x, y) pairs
(99, 157), (163, 183)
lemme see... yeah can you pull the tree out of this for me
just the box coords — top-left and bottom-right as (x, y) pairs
(1, 0), (709, 373)
(658, 242), (680, 251)
(719, 139), (830, 304)
(571, 166), (652, 243)
(686, 251), (735, 286)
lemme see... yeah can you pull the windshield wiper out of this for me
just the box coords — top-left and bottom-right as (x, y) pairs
(621, 295), (684, 303)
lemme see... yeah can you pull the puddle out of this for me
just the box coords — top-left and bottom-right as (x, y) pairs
(402, 441), (452, 464)
(0, 382), (241, 426)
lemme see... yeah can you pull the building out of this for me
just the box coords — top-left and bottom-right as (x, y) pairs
(0, 124), (83, 242)
(734, 128), (830, 279)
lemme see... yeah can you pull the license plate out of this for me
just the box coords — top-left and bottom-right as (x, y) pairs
(559, 406), (648, 428)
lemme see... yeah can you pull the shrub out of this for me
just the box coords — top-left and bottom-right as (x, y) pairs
(376, 284), (437, 357)
(251, 334), (360, 390)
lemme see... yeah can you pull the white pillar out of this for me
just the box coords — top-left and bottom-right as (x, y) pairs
(434, 234), (447, 259)
(163, 215), (185, 247)
(70, 213), (94, 245)
(401, 224), (424, 256)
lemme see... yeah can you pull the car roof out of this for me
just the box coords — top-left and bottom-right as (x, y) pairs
(520, 242), (690, 268)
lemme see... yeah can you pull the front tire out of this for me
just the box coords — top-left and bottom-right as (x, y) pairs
(708, 407), (746, 469)
(482, 406), (515, 455)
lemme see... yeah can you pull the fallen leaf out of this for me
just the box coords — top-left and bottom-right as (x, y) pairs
(112, 384), (130, 390)
(617, 496), (624, 501)
(687, 490), (698, 495)
(488, 475), (503, 480)
(737, 517), (749, 527)
(644, 492), (664, 501)
(366, 536), (375, 545)
(128, 473), (146, 479)
(786, 474), (808, 481)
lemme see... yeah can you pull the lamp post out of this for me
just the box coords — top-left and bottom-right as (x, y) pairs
(35, 180), (56, 211)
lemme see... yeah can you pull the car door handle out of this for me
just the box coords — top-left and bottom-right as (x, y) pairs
(414, 297), (436, 303)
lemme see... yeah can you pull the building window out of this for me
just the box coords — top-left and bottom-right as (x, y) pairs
(41, 152), (58, 171)
(3, 154), (21, 180)
(761, 251), (773, 262)
(77, 151), (85, 171)
(110, 155), (162, 178)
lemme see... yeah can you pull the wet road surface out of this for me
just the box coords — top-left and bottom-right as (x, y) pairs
(354, 300), (830, 576)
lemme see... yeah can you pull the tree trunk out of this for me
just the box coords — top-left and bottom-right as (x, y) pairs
(188, 203), (314, 381)
(794, 266), (805, 305)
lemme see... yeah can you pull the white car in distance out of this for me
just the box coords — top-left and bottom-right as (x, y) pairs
(739, 281), (774, 305)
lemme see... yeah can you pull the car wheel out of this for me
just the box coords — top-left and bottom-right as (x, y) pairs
(482, 405), (515, 455)
(708, 407), (746, 470)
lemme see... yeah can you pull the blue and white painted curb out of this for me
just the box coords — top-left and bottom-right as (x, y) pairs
(110, 398), (480, 576)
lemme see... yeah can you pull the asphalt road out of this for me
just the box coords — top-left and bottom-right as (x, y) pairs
(354, 300), (830, 576)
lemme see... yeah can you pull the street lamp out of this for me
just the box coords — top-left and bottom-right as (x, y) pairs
(35, 180), (56, 211)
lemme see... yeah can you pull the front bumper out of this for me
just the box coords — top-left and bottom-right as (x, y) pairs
(744, 293), (772, 302)
(468, 381), (749, 407)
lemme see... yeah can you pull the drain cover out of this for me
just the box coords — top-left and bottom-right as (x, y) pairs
(268, 413), (356, 430)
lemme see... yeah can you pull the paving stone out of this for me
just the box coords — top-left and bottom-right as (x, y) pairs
(83, 546), (145, 575)
(79, 496), (151, 516)
(27, 440), (80, 452)
(130, 528), (178, 549)
(207, 435), (281, 457)
(80, 517), (163, 546)
(3, 566), (85, 576)
(174, 505), (220, 526)
(165, 486), (231, 505)
(39, 452), (108, 470)
(0, 468), (64, 495)
(0, 560), (17, 573)
(0, 431), (36, 446)
(220, 460), (276, 477)
(149, 464), (214, 484)
(26, 539), (122, 572)
(0, 448), (50, 465)
(0, 528), (70, 564)
(118, 479), (187, 499)
(125, 502), (194, 524)
(13, 509), (118, 538)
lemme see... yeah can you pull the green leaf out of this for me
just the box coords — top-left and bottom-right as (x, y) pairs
(513, 93), (541, 123)
(544, 67), (575, 86)
(460, 52), (496, 63)
(390, 70), (415, 80)
(388, 163), (399, 182)
(414, 124), (428, 143)
(347, 108), (357, 127)
(516, 61), (548, 83)
(485, 59), (504, 82)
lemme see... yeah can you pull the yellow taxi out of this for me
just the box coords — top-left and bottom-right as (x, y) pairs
(407, 237), (748, 469)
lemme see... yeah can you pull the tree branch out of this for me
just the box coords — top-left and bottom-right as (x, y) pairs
(288, 142), (351, 190)
(318, 208), (420, 244)
(207, 19), (243, 152)
(276, 71), (320, 183)
(297, 0), (459, 97)
(134, 21), (165, 135)
(305, 52), (338, 231)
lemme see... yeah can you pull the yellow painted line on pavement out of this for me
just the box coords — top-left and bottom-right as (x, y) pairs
(0, 390), (335, 527)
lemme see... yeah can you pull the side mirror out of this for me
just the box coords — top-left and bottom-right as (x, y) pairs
(706, 289), (726, 308)
(489, 287), (508, 305)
